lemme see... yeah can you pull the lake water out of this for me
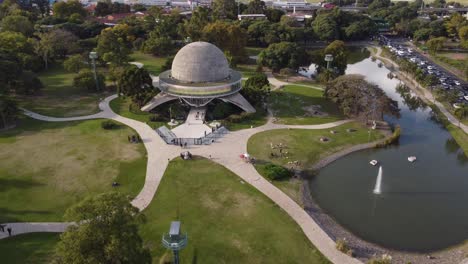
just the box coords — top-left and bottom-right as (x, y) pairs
(308, 55), (468, 251)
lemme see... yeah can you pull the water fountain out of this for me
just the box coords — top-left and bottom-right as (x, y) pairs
(373, 166), (383, 195)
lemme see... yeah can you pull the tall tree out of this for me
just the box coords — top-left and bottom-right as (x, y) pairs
(0, 15), (33, 36)
(117, 65), (155, 106)
(244, 0), (266, 14)
(258, 41), (306, 72)
(202, 21), (247, 62)
(325, 74), (400, 121)
(52, 0), (87, 19)
(34, 29), (80, 69)
(426, 36), (446, 54)
(97, 24), (134, 65)
(0, 96), (19, 129)
(53, 192), (151, 264)
(179, 7), (210, 41)
(311, 11), (338, 41)
(212, 0), (237, 20)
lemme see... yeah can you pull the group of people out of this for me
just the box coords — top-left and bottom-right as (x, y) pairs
(0, 224), (12, 236)
(127, 134), (142, 144)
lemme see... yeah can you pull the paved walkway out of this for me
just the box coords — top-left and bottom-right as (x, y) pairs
(371, 46), (467, 134)
(1, 81), (361, 263)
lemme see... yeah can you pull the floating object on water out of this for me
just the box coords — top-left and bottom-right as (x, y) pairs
(408, 156), (417, 162)
(370, 160), (378, 166)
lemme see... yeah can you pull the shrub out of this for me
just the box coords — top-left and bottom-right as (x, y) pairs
(101, 120), (119, 130)
(263, 163), (291, 180)
(73, 69), (105, 91)
(367, 254), (392, 264)
(336, 238), (350, 253)
(376, 125), (401, 148)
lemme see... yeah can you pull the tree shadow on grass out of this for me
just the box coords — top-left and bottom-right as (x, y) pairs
(0, 207), (53, 223)
(0, 178), (44, 192)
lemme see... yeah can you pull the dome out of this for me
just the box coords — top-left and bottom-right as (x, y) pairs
(171, 42), (230, 83)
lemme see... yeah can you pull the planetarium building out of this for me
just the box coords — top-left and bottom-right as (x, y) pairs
(141, 41), (256, 113)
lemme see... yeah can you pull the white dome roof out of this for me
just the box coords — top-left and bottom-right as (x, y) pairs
(171, 42), (230, 83)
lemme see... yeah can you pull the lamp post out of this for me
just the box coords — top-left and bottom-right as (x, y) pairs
(162, 221), (188, 264)
(324, 54), (334, 70)
(89, 51), (99, 91)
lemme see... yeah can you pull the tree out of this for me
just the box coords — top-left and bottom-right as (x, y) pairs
(53, 192), (151, 264)
(0, 15), (33, 36)
(244, 0), (265, 14)
(117, 65), (155, 106)
(64, 54), (86, 73)
(179, 7), (210, 41)
(265, 8), (284, 23)
(97, 24), (134, 65)
(52, 0), (87, 19)
(0, 31), (41, 71)
(313, 40), (348, 76)
(35, 29), (80, 69)
(454, 105), (468, 126)
(444, 13), (467, 38)
(241, 73), (270, 105)
(459, 25), (468, 49)
(258, 42), (306, 72)
(73, 69), (105, 91)
(413, 28), (432, 42)
(202, 21), (247, 61)
(95, 1), (111, 16)
(0, 96), (19, 129)
(426, 37), (446, 54)
(142, 36), (173, 56)
(212, 0), (237, 20)
(312, 11), (338, 41)
(325, 75), (400, 121)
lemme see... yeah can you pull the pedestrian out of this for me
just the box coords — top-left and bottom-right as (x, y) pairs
(209, 155), (212, 159)
(184, 142), (187, 148)
(180, 143), (183, 148)
(7, 227), (11, 236)
(0, 224), (4, 232)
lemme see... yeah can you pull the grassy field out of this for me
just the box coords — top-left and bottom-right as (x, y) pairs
(248, 122), (384, 205)
(130, 51), (168, 76)
(432, 52), (468, 81)
(269, 85), (344, 125)
(0, 117), (146, 222)
(447, 124), (468, 156)
(140, 157), (330, 264)
(109, 96), (168, 129)
(15, 64), (106, 117)
(0, 233), (60, 264)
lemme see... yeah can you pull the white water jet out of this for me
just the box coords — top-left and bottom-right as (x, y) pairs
(373, 166), (383, 195)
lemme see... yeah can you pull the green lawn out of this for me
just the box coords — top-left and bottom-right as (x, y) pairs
(224, 106), (268, 131)
(248, 122), (384, 205)
(15, 64), (106, 117)
(140, 157), (330, 264)
(0, 233), (60, 264)
(447, 124), (468, 157)
(130, 51), (168, 76)
(109, 96), (168, 129)
(245, 46), (264, 56)
(269, 85), (344, 125)
(234, 63), (258, 78)
(0, 117), (147, 222)
(432, 53), (468, 81)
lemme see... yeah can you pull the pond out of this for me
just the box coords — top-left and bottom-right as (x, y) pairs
(307, 54), (468, 251)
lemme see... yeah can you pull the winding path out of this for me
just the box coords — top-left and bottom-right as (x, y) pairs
(1, 93), (360, 262)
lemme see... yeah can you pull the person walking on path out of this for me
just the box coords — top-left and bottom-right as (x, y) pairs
(0, 224), (5, 232)
(7, 227), (12, 236)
